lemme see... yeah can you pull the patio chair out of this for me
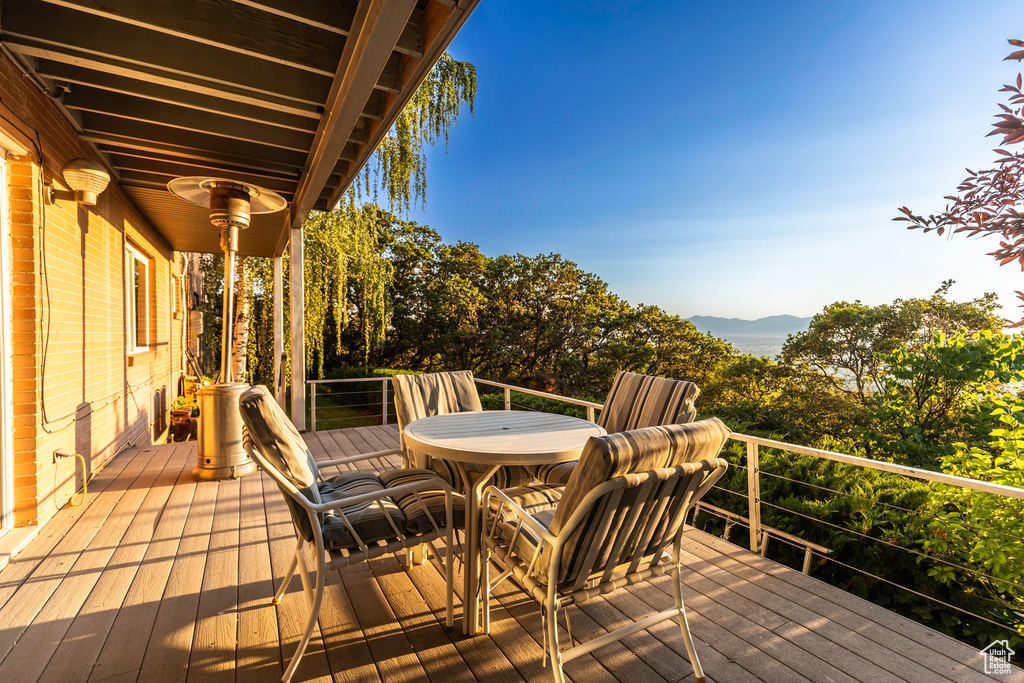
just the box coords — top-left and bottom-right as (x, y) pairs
(529, 370), (700, 486)
(392, 370), (533, 491)
(238, 385), (462, 683)
(483, 418), (730, 683)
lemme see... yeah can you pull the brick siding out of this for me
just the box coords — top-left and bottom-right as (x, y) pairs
(0, 53), (185, 527)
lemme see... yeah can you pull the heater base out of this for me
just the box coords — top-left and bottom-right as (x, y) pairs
(193, 381), (256, 481)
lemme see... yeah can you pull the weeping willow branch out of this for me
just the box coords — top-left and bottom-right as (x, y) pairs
(353, 52), (476, 213)
(234, 53), (476, 383)
(303, 205), (393, 374)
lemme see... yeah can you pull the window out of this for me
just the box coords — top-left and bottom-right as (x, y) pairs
(126, 243), (150, 352)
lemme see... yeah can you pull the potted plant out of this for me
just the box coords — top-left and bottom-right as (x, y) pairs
(171, 395), (198, 441)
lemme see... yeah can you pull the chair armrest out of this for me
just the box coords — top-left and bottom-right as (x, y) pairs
(307, 476), (452, 514)
(482, 486), (559, 547)
(314, 448), (405, 471)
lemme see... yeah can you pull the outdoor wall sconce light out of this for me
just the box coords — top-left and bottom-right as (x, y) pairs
(44, 158), (111, 206)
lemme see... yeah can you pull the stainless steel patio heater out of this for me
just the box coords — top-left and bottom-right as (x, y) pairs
(168, 177), (287, 480)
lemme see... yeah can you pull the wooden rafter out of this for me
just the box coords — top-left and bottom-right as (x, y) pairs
(287, 0), (418, 233)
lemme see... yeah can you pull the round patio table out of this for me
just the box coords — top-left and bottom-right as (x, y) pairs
(404, 410), (605, 635)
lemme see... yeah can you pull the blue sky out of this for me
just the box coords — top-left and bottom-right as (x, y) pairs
(407, 0), (1024, 320)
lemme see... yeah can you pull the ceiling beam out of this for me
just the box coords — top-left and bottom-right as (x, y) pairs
(64, 89), (315, 151)
(107, 154), (298, 193)
(79, 113), (309, 167)
(38, 61), (320, 129)
(7, 42), (322, 119)
(394, 8), (425, 59)
(37, 0), (344, 75)
(1, 1), (332, 106)
(230, 0), (358, 35)
(231, 0), (423, 57)
(84, 131), (305, 175)
(374, 53), (403, 94)
(287, 0), (418, 238)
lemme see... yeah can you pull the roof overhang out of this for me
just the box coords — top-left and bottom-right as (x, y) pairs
(0, 0), (480, 256)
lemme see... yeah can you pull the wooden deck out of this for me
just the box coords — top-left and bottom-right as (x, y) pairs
(0, 424), (1020, 683)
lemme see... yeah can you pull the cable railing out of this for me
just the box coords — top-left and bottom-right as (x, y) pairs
(306, 373), (1024, 642)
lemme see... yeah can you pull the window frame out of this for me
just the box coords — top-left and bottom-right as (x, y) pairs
(126, 242), (151, 354)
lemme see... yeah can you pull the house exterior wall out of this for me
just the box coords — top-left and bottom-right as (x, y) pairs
(0, 54), (185, 528)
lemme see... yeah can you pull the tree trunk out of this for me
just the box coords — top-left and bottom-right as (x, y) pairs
(232, 257), (250, 382)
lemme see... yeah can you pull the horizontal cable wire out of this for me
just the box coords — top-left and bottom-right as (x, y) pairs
(758, 500), (1024, 592)
(314, 402), (386, 412)
(694, 508), (1017, 636)
(758, 470), (1024, 545)
(814, 549), (1018, 635)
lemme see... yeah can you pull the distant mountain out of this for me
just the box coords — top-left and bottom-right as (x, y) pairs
(687, 314), (812, 338)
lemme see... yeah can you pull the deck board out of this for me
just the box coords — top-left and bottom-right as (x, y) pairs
(0, 425), (1020, 683)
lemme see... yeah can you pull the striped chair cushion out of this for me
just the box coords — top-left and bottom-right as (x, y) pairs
(429, 458), (534, 492)
(599, 371), (700, 434)
(392, 370), (482, 471)
(487, 484), (562, 565)
(240, 385), (323, 541)
(379, 468), (467, 533)
(489, 483), (564, 519)
(391, 371), (532, 493)
(539, 418), (731, 586)
(318, 472), (405, 550)
(530, 372), (701, 485)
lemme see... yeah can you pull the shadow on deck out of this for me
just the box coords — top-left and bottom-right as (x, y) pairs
(0, 424), (1018, 683)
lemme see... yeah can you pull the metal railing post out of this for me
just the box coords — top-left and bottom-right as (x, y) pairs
(747, 441), (761, 553)
(309, 382), (317, 433)
(382, 378), (388, 425)
(504, 386), (511, 411)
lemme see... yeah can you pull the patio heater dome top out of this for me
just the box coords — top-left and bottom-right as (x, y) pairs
(168, 176), (287, 230)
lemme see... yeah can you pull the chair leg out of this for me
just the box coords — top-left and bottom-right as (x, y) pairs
(482, 546), (491, 633)
(446, 525), (455, 630)
(273, 538), (303, 605)
(544, 602), (566, 683)
(282, 558), (325, 683)
(673, 563), (706, 683)
(296, 546), (315, 608)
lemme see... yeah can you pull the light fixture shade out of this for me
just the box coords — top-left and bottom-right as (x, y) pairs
(62, 158), (110, 205)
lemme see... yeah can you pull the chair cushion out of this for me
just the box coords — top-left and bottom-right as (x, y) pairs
(597, 371), (700, 435)
(429, 458), (534, 494)
(485, 484), (561, 566)
(392, 371), (482, 439)
(240, 385), (323, 541)
(541, 418), (731, 585)
(379, 468), (467, 533)
(239, 385), (318, 492)
(391, 371), (486, 472)
(526, 460), (577, 486)
(527, 373), (702, 487)
(318, 472), (406, 550)
(490, 483), (563, 519)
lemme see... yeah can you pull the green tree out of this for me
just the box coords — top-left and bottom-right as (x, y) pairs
(866, 331), (1024, 467)
(924, 407), (1024, 644)
(782, 283), (1000, 404)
